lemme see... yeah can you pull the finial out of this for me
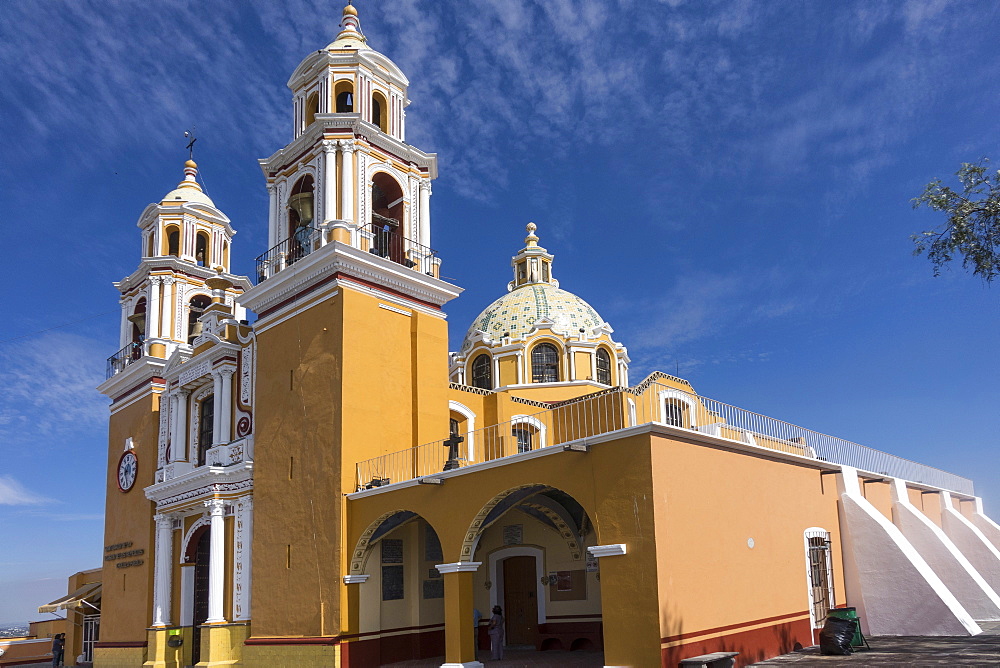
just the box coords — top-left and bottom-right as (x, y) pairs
(334, 0), (364, 44)
(184, 128), (197, 161)
(525, 222), (539, 248)
(344, 1), (357, 17)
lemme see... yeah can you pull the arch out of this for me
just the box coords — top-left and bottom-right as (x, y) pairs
(595, 348), (612, 386)
(349, 509), (444, 575)
(195, 231), (210, 267)
(470, 353), (492, 390)
(131, 298), (147, 344)
(288, 174), (316, 240)
(304, 91), (319, 127)
(146, 232), (155, 258)
(187, 294), (211, 344)
(334, 80), (354, 113)
(181, 515), (211, 564)
(370, 171), (405, 263)
(164, 225), (180, 257)
(487, 545), (548, 624)
(371, 90), (388, 132)
(657, 387), (698, 428)
(530, 342), (560, 383)
(511, 414), (546, 452)
(448, 400), (477, 462)
(222, 240), (230, 270)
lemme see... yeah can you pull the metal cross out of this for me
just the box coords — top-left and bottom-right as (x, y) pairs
(184, 129), (197, 160)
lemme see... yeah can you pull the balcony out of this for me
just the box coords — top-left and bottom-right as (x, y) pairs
(355, 381), (975, 495)
(106, 341), (144, 379)
(254, 219), (439, 284)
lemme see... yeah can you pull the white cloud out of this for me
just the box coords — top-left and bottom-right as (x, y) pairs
(0, 476), (52, 505)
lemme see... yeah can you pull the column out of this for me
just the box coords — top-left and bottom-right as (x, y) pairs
(212, 371), (224, 446)
(152, 513), (174, 627)
(172, 389), (189, 462)
(219, 368), (234, 445)
(147, 277), (161, 340)
(160, 277), (174, 339)
(119, 297), (129, 347)
(436, 562), (483, 668)
(233, 496), (254, 621)
(266, 183), (278, 248)
(323, 139), (338, 225)
(205, 499), (227, 623)
(339, 140), (355, 225)
(418, 181), (431, 248)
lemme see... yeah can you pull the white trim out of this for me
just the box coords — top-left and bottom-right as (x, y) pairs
(657, 388), (698, 428)
(343, 574), (370, 584)
(511, 414), (547, 449)
(378, 303), (412, 316)
(435, 561), (481, 574)
(488, 546), (547, 623)
(588, 544), (627, 558)
(449, 401), (477, 462)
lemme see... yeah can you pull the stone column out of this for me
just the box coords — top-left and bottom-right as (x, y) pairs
(205, 499), (227, 624)
(212, 371), (224, 446)
(339, 140), (355, 225)
(323, 139), (338, 226)
(266, 183), (278, 248)
(119, 297), (130, 348)
(147, 277), (161, 340)
(159, 277), (174, 339)
(418, 181), (431, 248)
(152, 513), (174, 627)
(436, 562), (483, 668)
(172, 388), (189, 462)
(219, 368), (235, 445)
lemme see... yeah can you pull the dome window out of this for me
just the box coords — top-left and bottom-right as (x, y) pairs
(531, 343), (559, 383)
(471, 354), (492, 390)
(596, 348), (612, 385)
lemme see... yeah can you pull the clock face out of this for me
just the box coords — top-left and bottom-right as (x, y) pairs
(118, 451), (138, 492)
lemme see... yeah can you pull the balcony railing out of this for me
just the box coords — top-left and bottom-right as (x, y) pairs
(106, 341), (144, 379)
(255, 226), (321, 283)
(356, 382), (975, 495)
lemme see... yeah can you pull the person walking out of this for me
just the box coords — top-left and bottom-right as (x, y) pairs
(487, 605), (505, 660)
(50, 633), (65, 667)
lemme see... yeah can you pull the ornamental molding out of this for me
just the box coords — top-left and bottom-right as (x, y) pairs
(149, 472), (254, 510)
(587, 544), (627, 558)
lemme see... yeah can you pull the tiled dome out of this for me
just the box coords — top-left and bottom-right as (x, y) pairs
(462, 283), (606, 351)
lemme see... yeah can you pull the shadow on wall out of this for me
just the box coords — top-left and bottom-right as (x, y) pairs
(662, 609), (806, 668)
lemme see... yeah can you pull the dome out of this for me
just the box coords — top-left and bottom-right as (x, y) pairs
(462, 282), (607, 351)
(161, 160), (216, 207)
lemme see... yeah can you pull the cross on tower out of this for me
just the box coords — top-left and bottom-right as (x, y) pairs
(184, 129), (197, 160)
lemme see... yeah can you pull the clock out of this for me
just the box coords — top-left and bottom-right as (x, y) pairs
(118, 450), (138, 492)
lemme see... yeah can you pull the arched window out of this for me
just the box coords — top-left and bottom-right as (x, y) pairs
(130, 298), (147, 345)
(304, 91), (319, 127)
(197, 395), (214, 466)
(531, 343), (559, 383)
(188, 295), (211, 343)
(166, 228), (180, 257)
(513, 426), (533, 453)
(195, 232), (209, 267)
(663, 400), (684, 427)
(336, 91), (354, 113)
(371, 92), (387, 132)
(596, 348), (612, 385)
(471, 354), (492, 390)
(511, 415), (546, 453)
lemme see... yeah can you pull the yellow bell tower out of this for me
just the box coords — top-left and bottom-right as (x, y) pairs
(238, 4), (462, 660)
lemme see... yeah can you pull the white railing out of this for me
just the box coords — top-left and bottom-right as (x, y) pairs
(355, 382), (974, 495)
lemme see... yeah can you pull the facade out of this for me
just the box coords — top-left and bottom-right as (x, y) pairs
(91, 5), (1000, 668)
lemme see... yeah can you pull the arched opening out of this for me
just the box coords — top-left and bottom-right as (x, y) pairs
(531, 343), (560, 383)
(370, 172), (405, 264)
(188, 526), (211, 665)
(371, 91), (387, 132)
(188, 295), (211, 344)
(462, 485), (603, 660)
(146, 233), (155, 258)
(334, 80), (355, 113)
(304, 91), (319, 127)
(197, 394), (214, 465)
(595, 348), (612, 386)
(471, 353), (492, 390)
(287, 175), (315, 263)
(658, 389), (697, 429)
(195, 232), (210, 267)
(222, 240), (229, 270)
(165, 227), (180, 257)
(349, 512), (446, 664)
(129, 299), (147, 352)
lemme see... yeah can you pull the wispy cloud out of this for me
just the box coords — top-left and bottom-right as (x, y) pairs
(0, 476), (53, 505)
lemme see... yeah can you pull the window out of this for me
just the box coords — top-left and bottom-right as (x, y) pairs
(471, 354), (492, 390)
(663, 399), (683, 427)
(336, 91), (354, 113)
(531, 343), (559, 383)
(195, 232), (209, 267)
(513, 426), (533, 453)
(197, 395), (214, 466)
(596, 348), (612, 385)
(167, 228), (180, 257)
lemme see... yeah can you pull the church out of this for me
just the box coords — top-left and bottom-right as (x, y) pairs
(91, 5), (1000, 667)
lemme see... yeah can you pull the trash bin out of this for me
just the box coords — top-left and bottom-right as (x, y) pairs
(827, 607), (864, 647)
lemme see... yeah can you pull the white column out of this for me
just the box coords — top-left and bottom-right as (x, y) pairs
(212, 371), (224, 446)
(418, 181), (431, 247)
(232, 496), (253, 621)
(159, 277), (174, 339)
(205, 499), (227, 623)
(179, 565), (194, 627)
(323, 140), (338, 225)
(152, 513), (174, 627)
(119, 298), (130, 347)
(266, 184), (278, 248)
(219, 368), (234, 445)
(147, 277), (161, 340)
(172, 389), (189, 462)
(340, 140), (355, 225)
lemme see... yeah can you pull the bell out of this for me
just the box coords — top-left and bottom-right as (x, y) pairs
(189, 320), (204, 339)
(288, 192), (314, 227)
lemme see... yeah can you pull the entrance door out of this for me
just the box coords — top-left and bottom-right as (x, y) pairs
(192, 529), (211, 664)
(503, 556), (538, 645)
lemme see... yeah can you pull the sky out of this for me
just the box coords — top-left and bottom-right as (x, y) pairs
(1, 0), (999, 625)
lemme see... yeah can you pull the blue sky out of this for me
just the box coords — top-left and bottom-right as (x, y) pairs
(2, 0), (999, 624)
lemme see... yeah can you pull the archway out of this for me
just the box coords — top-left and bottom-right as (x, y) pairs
(370, 172), (405, 264)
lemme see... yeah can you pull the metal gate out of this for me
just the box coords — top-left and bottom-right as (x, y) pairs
(83, 614), (100, 662)
(805, 528), (835, 628)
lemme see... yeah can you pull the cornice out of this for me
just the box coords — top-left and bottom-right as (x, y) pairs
(145, 462), (253, 508)
(97, 357), (166, 400)
(116, 260), (253, 294)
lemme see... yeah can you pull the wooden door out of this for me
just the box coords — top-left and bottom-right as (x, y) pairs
(503, 556), (538, 645)
(192, 529), (211, 664)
